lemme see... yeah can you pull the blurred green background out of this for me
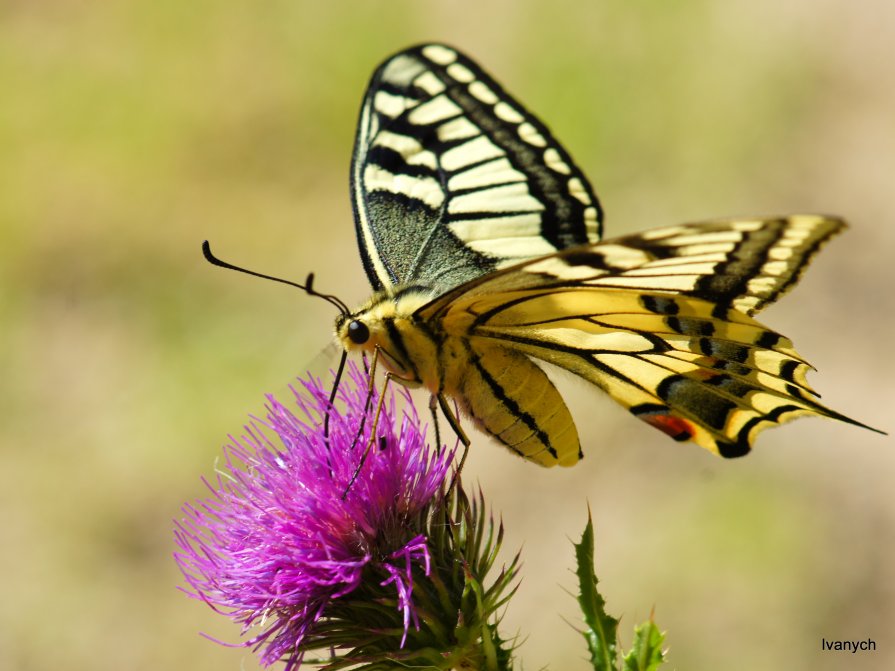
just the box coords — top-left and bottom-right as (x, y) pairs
(3, 1), (893, 670)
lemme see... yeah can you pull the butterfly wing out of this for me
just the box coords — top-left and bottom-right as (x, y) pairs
(351, 43), (602, 294)
(345, 45), (879, 463)
(599, 215), (845, 316)
(422, 215), (881, 459)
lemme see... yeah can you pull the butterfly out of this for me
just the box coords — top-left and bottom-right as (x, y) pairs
(206, 43), (881, 466)
(330, 42), (887, 466)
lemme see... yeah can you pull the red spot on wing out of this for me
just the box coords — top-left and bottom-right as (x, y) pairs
(691, 361), (721, 380)
(641, 413), (695, 442)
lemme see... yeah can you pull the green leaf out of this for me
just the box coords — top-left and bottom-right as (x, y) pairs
(623, 616), (666, 671)
(574, 512), (619, 671)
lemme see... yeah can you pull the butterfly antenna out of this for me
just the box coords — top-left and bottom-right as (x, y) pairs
(201, 240), (350, 315)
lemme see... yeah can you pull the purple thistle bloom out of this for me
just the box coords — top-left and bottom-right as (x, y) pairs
(174, 363), (455, 669)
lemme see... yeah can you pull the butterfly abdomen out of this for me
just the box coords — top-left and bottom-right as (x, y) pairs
(448, 340), (581, 467)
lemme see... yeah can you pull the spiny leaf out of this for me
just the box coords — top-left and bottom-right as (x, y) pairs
(623, 616), (667, 671)
(574, 511), (619, 671)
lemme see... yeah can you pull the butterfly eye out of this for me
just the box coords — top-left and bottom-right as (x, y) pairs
(347, 320), (370, 344)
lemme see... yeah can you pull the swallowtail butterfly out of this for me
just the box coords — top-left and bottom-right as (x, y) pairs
(334, 43), (884, 465)
(208, 43), (882, 466)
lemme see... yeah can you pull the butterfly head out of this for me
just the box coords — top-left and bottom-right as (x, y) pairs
(335, 288), (436, 382)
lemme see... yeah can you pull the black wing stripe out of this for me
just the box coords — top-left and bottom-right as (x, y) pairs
(474, 324), (816, 400)
(612, 215), (846, 315)
(351, 43), (603, 292)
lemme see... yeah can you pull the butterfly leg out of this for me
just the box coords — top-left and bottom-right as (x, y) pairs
(343, 362), (393, 499)
(347, 349), (381, 454)
(437, 394), (470, 448)
(428, 394), (443, 455)
(435, 393), (472, 493)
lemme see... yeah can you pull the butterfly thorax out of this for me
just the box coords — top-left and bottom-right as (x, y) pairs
(336, 285), (446, 389)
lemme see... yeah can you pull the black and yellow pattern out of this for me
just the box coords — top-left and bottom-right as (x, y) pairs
(337, 44), (880, 466)
(351, 43), (601, 294)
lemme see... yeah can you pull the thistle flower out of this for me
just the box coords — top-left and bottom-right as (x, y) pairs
(175, 363), (518, 670)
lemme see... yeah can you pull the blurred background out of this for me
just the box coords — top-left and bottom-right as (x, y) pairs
(2, 1), (893, 669)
